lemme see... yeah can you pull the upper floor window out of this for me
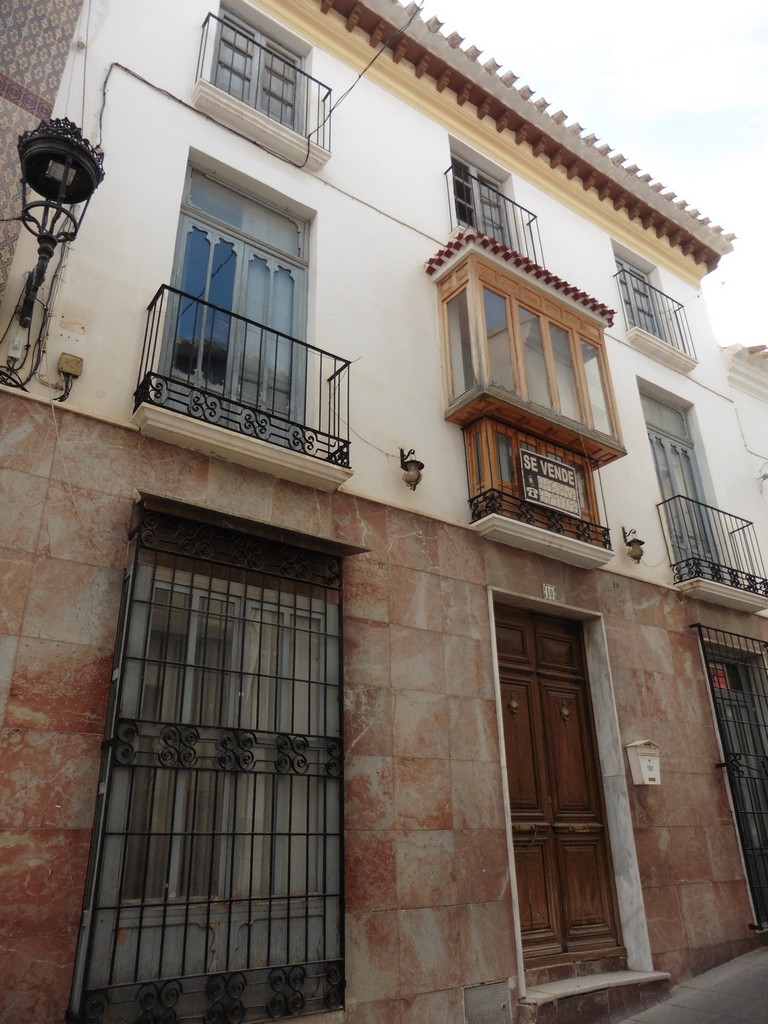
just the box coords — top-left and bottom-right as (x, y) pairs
(215, 11), (300, 131)
(614, 255), (695, 366)
(439, 254), (620, 464)
(446, 158), (543, 264)
(193, 12), (333, 166)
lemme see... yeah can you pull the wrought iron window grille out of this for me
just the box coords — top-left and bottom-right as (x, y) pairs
(693, 623), (768, 930)
(614, 266), (695, 360)
(68, 507), (344, 1024)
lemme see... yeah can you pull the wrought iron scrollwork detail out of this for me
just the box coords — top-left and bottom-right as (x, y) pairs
(275, 734), (309, 774)
(231, 535), (266, 569)
(327, 442), (350, 466)
(82, 989), (108, 1022)
(113, 720), (138, 764)
(324, 963), (344, 1010)
(326, 739), (343, 776)
(159, 725), (199, 768)
(238, 407), (271, 439)
(178, 520), (215, 558)
(187, 388), (223, 424)
(217, 729), (258, 771)
(281, 547), (311, 580)
(133, 980), (181, 1023)
(205, 972), (246, 1024)
(266, 967), (306, 1019)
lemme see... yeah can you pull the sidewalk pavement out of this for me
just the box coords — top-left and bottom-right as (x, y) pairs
(617, 945), (768, 1024)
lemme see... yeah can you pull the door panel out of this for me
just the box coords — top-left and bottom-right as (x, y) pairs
(496, 607), (621, 961)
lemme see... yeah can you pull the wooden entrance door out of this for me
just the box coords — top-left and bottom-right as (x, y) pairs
(496, 607), (621, 960)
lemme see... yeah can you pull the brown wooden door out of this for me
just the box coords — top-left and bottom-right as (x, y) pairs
(496, 607), (621, 961)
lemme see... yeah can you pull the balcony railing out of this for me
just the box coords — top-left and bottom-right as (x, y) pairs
(135, 285), (350, 466)
(615, 268), (695, 359)
(658, 495), (768, 597)
(470, 489), (611, 549)
(445, 165), (544, 266)
(197, 12), (332, 152)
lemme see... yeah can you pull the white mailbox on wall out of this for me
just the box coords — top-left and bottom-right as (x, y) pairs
(626, 740), (661, 786)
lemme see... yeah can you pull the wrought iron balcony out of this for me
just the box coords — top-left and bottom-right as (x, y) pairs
(134, 285), (350, 467)
(470, 488), (611, 549)
(445, 164), (543, 265)
(615, 267), (695, 359)
(658, 495), (768, 600)
(196, 12), (332, 152)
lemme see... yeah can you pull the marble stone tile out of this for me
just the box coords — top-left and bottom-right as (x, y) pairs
(704, 825), (748, 883)
(0, 827), (90, 938)
(50, 411), (141, 498)
(398, 906), (462, 996)
(455, 829), (511, 905)
(135, 434), (210, 504)
(0, 634), (18, 727)
(4, 637), (111, 733)
(344, 910), (400, 1002)
(458, 900), (515, 986)
(642, 884), (685, 954)
(344, 755), (395, 831)
(344, 679), (393, 757)
(0, 393), (57, 477)
(448, 696), (499, 762)
(0, 547), (35, 635)
(345, 997), (403, 1024)
(389, 566), (442, 632)
(204, 459), (274, 523)
(451, 760), (505, 831)
(330, 494), (389, 561)
(633, 826), (711, 889)
(0, 728), (100, 829)
(392, 691), (449, 759)
(344, 557), (390, 622)
(389, 624), (443, 693)
(345, 831), (397, 913)
(436, 522), (487, 585)
(439, 577), (490, 640)
(443, 633), (495, 699)
(0, 468), (47, 553)
(385, 509), (439, 573)
(680, 880), (753, 948)
(38, 480), (131, 569)
(400, 986), (464, 1024)
(20, 557), (122, 646)
(344, 617), (390, 689)
(394, 830), (457, 909)
(394, 757), (452, 831)
(271, 478), (332, 537)
(0, 935), (76, 1024)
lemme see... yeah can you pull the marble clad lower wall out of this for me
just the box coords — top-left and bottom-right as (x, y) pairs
(0, 391), (765, 1023)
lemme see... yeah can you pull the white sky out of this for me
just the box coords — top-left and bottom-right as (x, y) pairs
(417, 0), (768, 348)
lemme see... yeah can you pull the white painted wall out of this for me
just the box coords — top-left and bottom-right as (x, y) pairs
(3, 0), (765, 600)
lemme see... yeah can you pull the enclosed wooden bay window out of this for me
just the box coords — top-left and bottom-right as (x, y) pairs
(438, 254), (622, 465)
(435, 250), (625, 564)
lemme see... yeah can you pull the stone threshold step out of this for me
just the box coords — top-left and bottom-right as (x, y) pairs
(521, 970), (670, 1005)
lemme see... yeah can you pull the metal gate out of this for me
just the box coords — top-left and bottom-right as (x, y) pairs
(694, 623), (768, 929)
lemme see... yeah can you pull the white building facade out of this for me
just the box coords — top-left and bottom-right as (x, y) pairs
(1, 2), (767, 1023)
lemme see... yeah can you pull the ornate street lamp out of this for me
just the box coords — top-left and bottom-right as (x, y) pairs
(16, 117), (104, 326)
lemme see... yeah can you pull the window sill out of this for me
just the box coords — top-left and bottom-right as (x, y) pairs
(132, 403), (353, 492)
(191, 79), (330, 172)
(469, 513), (614, 568)
(674, 577), (768, 613)
(625, 326), (697, 373)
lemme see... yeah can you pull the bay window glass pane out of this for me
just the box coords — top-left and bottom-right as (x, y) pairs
(483, 288), (515, 392)
(447, 290), (475, 398)
(519, 306), (550, 408)
(581, 340), (612, 434)
(550, 325), (580, 421)
(496, 429), (514, 485)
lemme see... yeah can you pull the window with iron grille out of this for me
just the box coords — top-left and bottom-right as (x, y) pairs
(450, 157), (510, 243)
(67, 506), (344, 1024)
(694, 624), (768, 930)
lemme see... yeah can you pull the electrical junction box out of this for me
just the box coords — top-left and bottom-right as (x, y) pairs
(58, 352), (83, 377)
(626, 739), (661, 786)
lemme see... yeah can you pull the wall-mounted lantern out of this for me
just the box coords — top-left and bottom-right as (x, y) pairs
(15, 117), (104, 326)
(622, 527), (645, 564)
(399, 448), (424, 491)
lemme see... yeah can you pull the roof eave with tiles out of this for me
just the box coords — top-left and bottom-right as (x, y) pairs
(318, 0), (734, 271)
